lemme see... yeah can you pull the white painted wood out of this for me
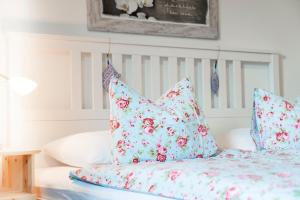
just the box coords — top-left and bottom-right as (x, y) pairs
(233, 60), (243, 108)
(81, 53), (92, 109)
(105, 45), (271, 63)
(6, 32), (281, 121)
(185, 58), (195, 85)
(270, 54), (280, 95)
(112, 53), (123, 75)
(168, 57), (178, 86)
(143, 56), (151, 98)
(132, 55), (143, 93)
(92, 52), (102, 110)
(5, 33), (285, 166)
(202, 59), (212, 111)
(150, 56), (161, 99)
(71, 50), (82, 110)
(10, 33), (277, 55)
(218, 59), (228, 109)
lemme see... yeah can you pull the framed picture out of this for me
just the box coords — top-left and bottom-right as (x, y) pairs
(86, 0), (219, 39)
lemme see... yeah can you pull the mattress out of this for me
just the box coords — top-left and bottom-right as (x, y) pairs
(35, 166), (170, 200)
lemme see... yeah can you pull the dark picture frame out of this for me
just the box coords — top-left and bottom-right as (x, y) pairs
(86, 0), (219, 39)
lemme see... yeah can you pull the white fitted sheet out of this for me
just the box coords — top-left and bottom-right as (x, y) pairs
(35, 166), (171, 200)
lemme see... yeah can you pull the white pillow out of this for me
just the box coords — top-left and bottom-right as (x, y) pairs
(225, 128), (256, 151)
(43, 130), (112, 167)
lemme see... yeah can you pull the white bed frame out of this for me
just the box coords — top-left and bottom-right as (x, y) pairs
(3, 33), (280, 160)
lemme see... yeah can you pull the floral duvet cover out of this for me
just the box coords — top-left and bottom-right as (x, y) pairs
(70, 149), (300, 200)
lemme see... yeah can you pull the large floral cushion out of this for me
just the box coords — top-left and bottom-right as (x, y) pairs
(251, 88), (300, 150)
(109, 78), (217, 164)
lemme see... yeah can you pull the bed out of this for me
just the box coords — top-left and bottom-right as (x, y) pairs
(5, 33), (285, 200)
(36, 148), (300, 200)
(34, 128), (261, 200)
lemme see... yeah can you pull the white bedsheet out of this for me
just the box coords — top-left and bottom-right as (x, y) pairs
(35, 166), (170, 200)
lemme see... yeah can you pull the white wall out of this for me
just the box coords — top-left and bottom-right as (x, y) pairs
(0, 0), (300, 150)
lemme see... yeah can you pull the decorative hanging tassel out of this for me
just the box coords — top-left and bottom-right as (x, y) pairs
(102, 54), (121, 92)
(211, 60), (219, 95)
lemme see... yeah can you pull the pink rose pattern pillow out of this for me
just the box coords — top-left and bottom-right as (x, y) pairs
(251, 88), (300, 150)
(109, 78), (217, 164)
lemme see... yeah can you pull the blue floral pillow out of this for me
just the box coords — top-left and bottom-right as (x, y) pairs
(251, 88), (300, 150)
(109, 78), (217, 164)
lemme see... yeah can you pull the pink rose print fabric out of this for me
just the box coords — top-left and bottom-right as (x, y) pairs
(251, 88), (300, 150)
(70, 149), (300, 200)
(109, 78), (217, 164)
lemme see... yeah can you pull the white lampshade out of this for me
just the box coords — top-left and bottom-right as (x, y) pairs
(9, 77), (37, 96)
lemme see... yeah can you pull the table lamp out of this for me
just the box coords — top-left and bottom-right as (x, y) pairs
(0, 73), (37, 96)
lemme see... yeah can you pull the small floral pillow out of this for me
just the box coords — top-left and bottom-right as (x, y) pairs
(251, 88), (300, 150)
(109, 78), (217, 164)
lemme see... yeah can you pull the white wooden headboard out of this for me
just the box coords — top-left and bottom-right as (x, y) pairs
(4, 32), (280, 151)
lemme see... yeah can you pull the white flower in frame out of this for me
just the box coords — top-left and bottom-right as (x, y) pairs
(136, 0), (153, 8)
(115, 0), (138, 14)
(137, 12), (146, 19)
(127, 0), (138, 14)
(115, 0), (128, 11)
(136, 0), (144, 8)
(144, 0), (154, 7)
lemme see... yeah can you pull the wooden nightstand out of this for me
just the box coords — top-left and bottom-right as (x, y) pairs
(0, 149), (40, 200)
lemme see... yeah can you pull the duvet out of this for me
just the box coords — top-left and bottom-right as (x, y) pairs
(70, 149), (300, 200)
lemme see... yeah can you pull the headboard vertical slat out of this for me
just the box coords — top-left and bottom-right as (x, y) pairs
(123, 55), (132, 86)
(178, 58), (186, 80)
(218, 59), (228, 109)
(143, 56), (151, 98)
(112, 53), (123, 77)
(185, 58), (195, 85)
(132, 55), (143, 94)
(232, 60), (243, 109)
(168, 57), (178, 87)
(270, 54), (280, 95)
(194, 59), (203, 107)
(92, 52), (102, 110)
(150, 55), (161, 100)
(71, 49), (82, 111)
(81, 52), (92, 109)
(202, 59), (212, 112)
